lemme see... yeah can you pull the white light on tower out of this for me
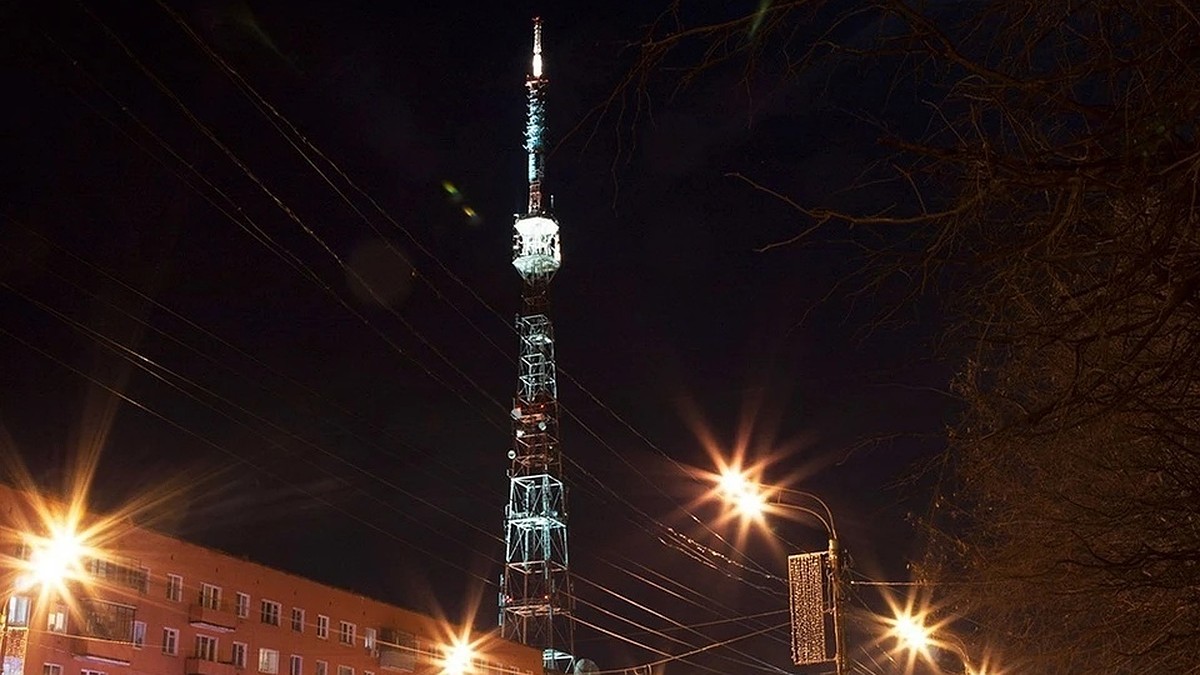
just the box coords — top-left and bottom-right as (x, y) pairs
(532, 20), (543, 78)
(512, 216), (560, 277)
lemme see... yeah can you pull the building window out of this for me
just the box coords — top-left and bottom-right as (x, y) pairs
(89, 558), (110, 579)
(86, 558), (147, 592)
(316, 615), (329, 639)
(236, 592), (250, 618)
(162, 627), (179, 656)
(259, 648), (280, 674)
(6, 596), (30, 627)
(138, 567), (150, 594)
(261, 600), (281, 626)
(166, 574), (183, 602)
(132, 621), (146, 648)
(200, 583), (222, 610)
(46, 604), (66, 633)
(232, 642), (248, 668)
(363, 628), (376, 652)
(289, 655), (302, 675)
(338, 621), (355, 646)
(195, 635), (218, 661)
(80, 670), (105, 675)
(291, 607), (304, 632)
(315, 661), (328, 675)
(41, 665), (62, 675)
(337, 667), (353, 675)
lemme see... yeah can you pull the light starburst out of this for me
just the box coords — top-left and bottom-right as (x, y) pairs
(440, 637), (476, 675)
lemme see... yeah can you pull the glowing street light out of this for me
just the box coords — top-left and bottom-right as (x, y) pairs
(885, 606), (935, 672)
(891, 611), (932, 652)
(884, 604), (998, 675)
(16, 523), (88, 594)
(716, 469), (767, 518)
(714, 467), (837, 538)
(7, 511), (94, 608)
(441, 639), (476, 675)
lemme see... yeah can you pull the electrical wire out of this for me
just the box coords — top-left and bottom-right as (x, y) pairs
(0, 281), (502, 580)
(572, 573), (791, 673)
(0, 323), (494, 585)
(73, 5), (508, 430)
(13, 224), (503, 518)
(4, 4), (880, 670)
(146, 0), (773, 583)
(590, 620), (791, 675)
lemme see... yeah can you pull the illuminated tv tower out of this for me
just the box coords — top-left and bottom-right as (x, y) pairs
(499, 17), (574, 672)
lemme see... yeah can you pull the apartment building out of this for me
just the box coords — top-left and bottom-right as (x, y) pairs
(0, 484), (542, 675)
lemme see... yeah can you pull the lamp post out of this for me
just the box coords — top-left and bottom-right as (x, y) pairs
(715, 472), (846, 675)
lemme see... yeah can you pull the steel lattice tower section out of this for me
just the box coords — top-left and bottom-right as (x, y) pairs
(500, 17), (574, 673)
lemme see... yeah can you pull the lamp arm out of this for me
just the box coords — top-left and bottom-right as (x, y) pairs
(769, 501), (834, 541)
(773, 488), (838, 540)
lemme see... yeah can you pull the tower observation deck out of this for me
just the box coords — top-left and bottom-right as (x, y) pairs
(500, 17), (574, 673)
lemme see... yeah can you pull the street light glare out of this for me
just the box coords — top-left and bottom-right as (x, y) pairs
(892, 612), (931, 651)
(441, 640), (475, 675)
(15, 521), (90, 594)
(886, 608), (1003, 675)
(31, 525), (85, 587)
(717, 468), (768, 517)
(735, 490), (766, 516)
(717, 469), (749, 497)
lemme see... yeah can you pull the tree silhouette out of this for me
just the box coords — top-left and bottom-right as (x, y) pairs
(616, 1), (1200, 671)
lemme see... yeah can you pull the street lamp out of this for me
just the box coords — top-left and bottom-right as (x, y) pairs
(440, 638), (476, 675)
(891, 611), (931, 652)
(16, 524), (88, 594)
(885, 605), (998, 675)
(884, 605), (934, 674)
(714, 470), (846, 675)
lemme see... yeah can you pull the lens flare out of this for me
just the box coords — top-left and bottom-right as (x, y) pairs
(716, 468), (749, 499)
(19, 523), (88, 592)
(706, 460), (771, 547)
(874, 591), (964, 675)
(441, 638), (475, 674)
(3, 494), (105, 623)
(717, 468), (769, 518)
(891, 611), (931, 652)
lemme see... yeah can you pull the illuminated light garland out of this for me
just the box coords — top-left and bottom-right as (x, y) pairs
(788, 552), (830, 666)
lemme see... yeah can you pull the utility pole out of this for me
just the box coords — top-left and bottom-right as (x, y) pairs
(829, 537), (846, 675)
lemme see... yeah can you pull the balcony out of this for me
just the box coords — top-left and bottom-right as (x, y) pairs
(188, 603), (238, 632)
(185, 658), (236, 675)
(378, 628), (416, 672)
(69, 636), (133, 665)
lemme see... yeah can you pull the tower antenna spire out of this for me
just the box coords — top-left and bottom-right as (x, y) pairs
(524, 16), (549, 217)
(532, 16), (543, 78)
(501, 16), (574, 673)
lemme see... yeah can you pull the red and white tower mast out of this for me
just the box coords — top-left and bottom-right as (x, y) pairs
(499, 17), (574, 673)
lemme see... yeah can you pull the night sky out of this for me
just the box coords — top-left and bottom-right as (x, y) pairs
(2, 1), (953, 672)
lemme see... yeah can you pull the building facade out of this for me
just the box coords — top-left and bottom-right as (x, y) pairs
(0, 485), (542, 675)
